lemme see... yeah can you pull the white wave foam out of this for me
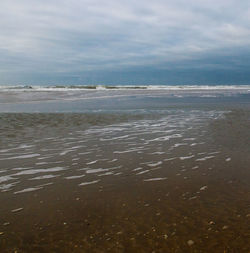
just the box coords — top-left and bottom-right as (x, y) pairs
(0, 153), (40, 160)
(133, 167), (143, 171)
(14, 187), (42, 194)
(172, 143), (188, 148)
(11, 208), (23, 213)
(144, 177), (167, 182)
(136, 170), (150, 175)
(100, 135), (129, 141)
(149, 152), (165, 155)
(1, 85), (250, 91)
(0, 175), (17, 183)
(64, 175), (85, 179)
(79, 180), (100, 186)
(200, 186), (208, 191)
(86, 160), (98, 165)
(0, 182), (18, 191)
(12, 167), (66, 176)
(147, 161), (163, 167)
(196, 156), (215, 161)
(164, 157), (177, 161)
(180, 155), (194, 160)
(85, 168), (109, 174)
(30, 175), (58, 180)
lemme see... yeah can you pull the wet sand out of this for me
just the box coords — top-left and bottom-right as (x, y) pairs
(0, 107), (250, 252)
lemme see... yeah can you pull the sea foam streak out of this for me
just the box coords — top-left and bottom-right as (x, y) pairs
(144, 177), (167, 182)
(79, 180), (100, 186)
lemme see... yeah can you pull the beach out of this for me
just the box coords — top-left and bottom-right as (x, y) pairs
(0, 87), (250, 252)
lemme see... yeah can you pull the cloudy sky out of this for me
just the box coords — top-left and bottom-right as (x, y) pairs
(1, 0), (250, 85)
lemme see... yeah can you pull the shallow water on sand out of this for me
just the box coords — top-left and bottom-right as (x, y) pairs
(0, 110), (226, 195)
(0, 90), (250, 252)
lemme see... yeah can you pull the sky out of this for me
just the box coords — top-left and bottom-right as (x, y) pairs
(1, 0), (250, 85)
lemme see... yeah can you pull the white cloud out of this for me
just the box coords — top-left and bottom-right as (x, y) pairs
(1, 0), (250, 79)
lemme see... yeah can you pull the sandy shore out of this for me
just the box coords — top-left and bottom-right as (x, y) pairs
(0, 109), (249, 252)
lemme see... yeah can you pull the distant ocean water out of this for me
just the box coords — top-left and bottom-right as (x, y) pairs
(1, 84), (250, 91)
(0, 84), (249, 113)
